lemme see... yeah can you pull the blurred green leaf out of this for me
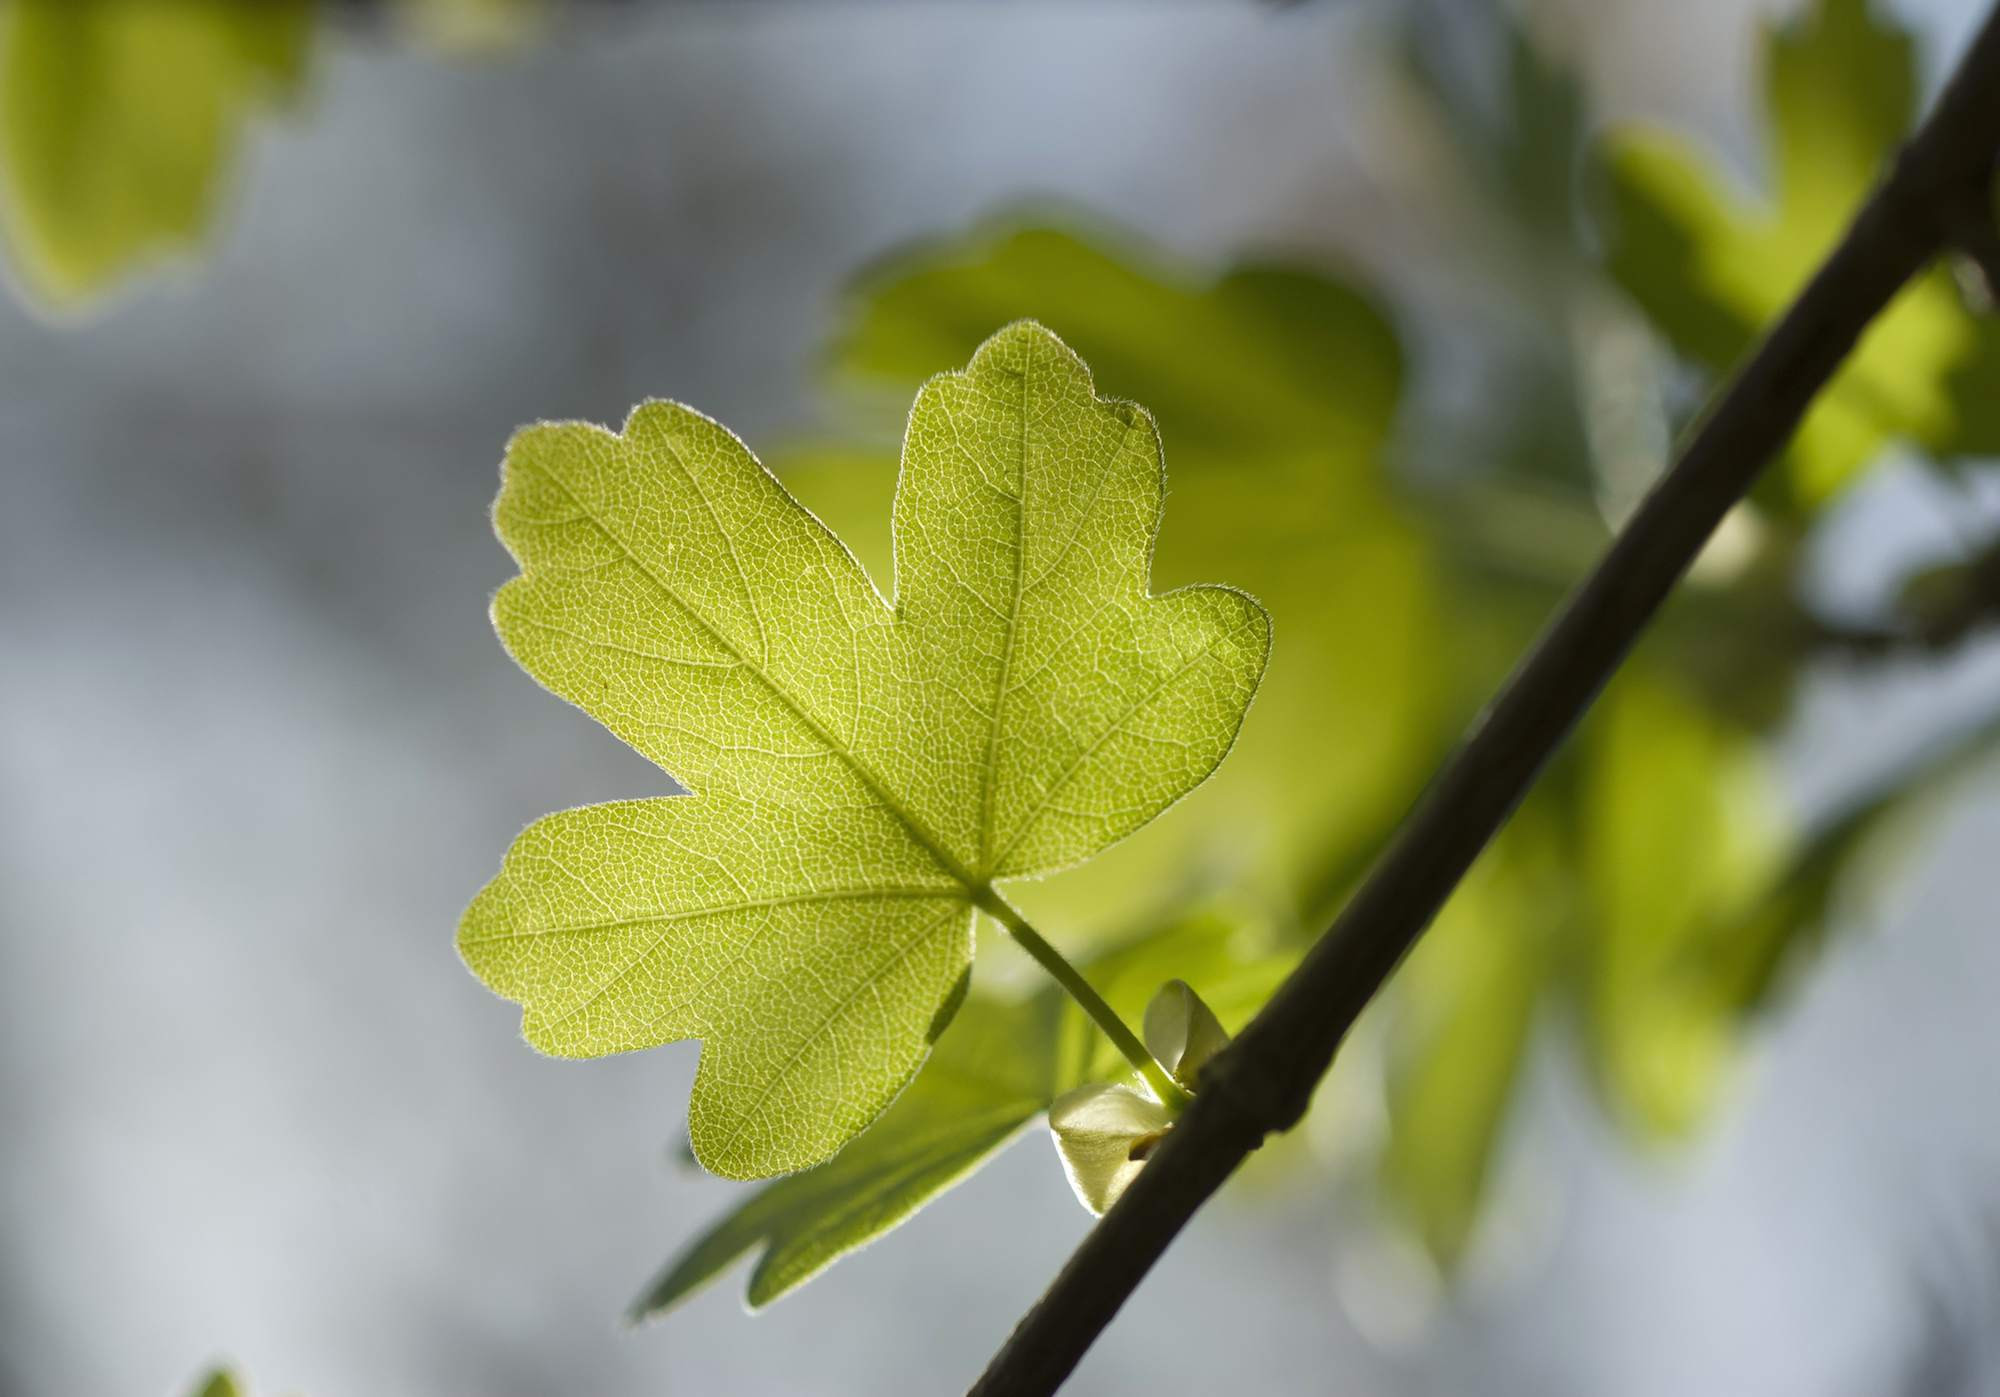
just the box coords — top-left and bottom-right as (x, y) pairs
(0, 0), (312, 308)
(1143, 978), (1231, 1092)
(837, 221), (1400, 464)
(1380, 816), (1560, 1266)
(1600, 0), (2000, 508)
(186, 1368), (245, 1397)
(1577, 668), (1787, 1134)
(1400, 6), (1587, 244)
(800, 219), (1445, 933)
(1685, 702), (2000, 1022)
(396, 0), (542, 50)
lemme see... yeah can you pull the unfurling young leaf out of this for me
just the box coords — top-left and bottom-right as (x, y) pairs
(1048, 1080), (1174, 1217)
(1142, 977), (1230, 1091)
(460, 321), (1270, 1180)
(1049, 977), (1230, 1215)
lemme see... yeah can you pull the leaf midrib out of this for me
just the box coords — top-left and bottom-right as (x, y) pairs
(459, 885), (958, 946)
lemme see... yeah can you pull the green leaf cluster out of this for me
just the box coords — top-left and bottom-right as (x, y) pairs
(1600, 0), (2000, 509)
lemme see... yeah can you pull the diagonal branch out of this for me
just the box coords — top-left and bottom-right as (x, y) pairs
(970, 4), (2000, 1392)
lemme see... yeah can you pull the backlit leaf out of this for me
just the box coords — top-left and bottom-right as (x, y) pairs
(1048, 1080), (1173, 1217)
(461, 322), (1270, 1179)
(1142, 978), (1230, 1092)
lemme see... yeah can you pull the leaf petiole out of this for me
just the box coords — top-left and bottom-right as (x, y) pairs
(972, 887), (1194, 1114)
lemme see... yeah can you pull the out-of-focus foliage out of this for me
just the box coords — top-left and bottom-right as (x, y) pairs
(1380, 816), (1561, 1265)
(396, 0), (544, 51)
(0, 0), (312, 308)
(1600, 0), (2000, 510)
(1577, 670), (1787, 1134)
(0, 0), (546, 309)
(185, 1367), (245, 1397)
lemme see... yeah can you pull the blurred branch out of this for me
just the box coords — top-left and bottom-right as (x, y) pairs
(971, 3), (2000, 1391)
(1812, 533), (2000, 657)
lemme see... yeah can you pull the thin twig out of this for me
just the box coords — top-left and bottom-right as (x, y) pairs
(969, 4), (2000, 1391)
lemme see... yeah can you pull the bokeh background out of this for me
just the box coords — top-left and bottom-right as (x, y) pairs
(5, 1), (2000, 1393)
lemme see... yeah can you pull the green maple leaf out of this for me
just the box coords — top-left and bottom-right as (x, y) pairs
(1600, 0), (2000, 508)
(0, 0), (312, 308)
(460, 321), (1270, 1179)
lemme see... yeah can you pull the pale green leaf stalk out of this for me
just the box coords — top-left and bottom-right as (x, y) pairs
(460, 322), (1270, 1180)
(0, 0), (312, 309)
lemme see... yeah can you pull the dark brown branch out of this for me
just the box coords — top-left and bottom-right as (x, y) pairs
(970, 5), (2000, 1392)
